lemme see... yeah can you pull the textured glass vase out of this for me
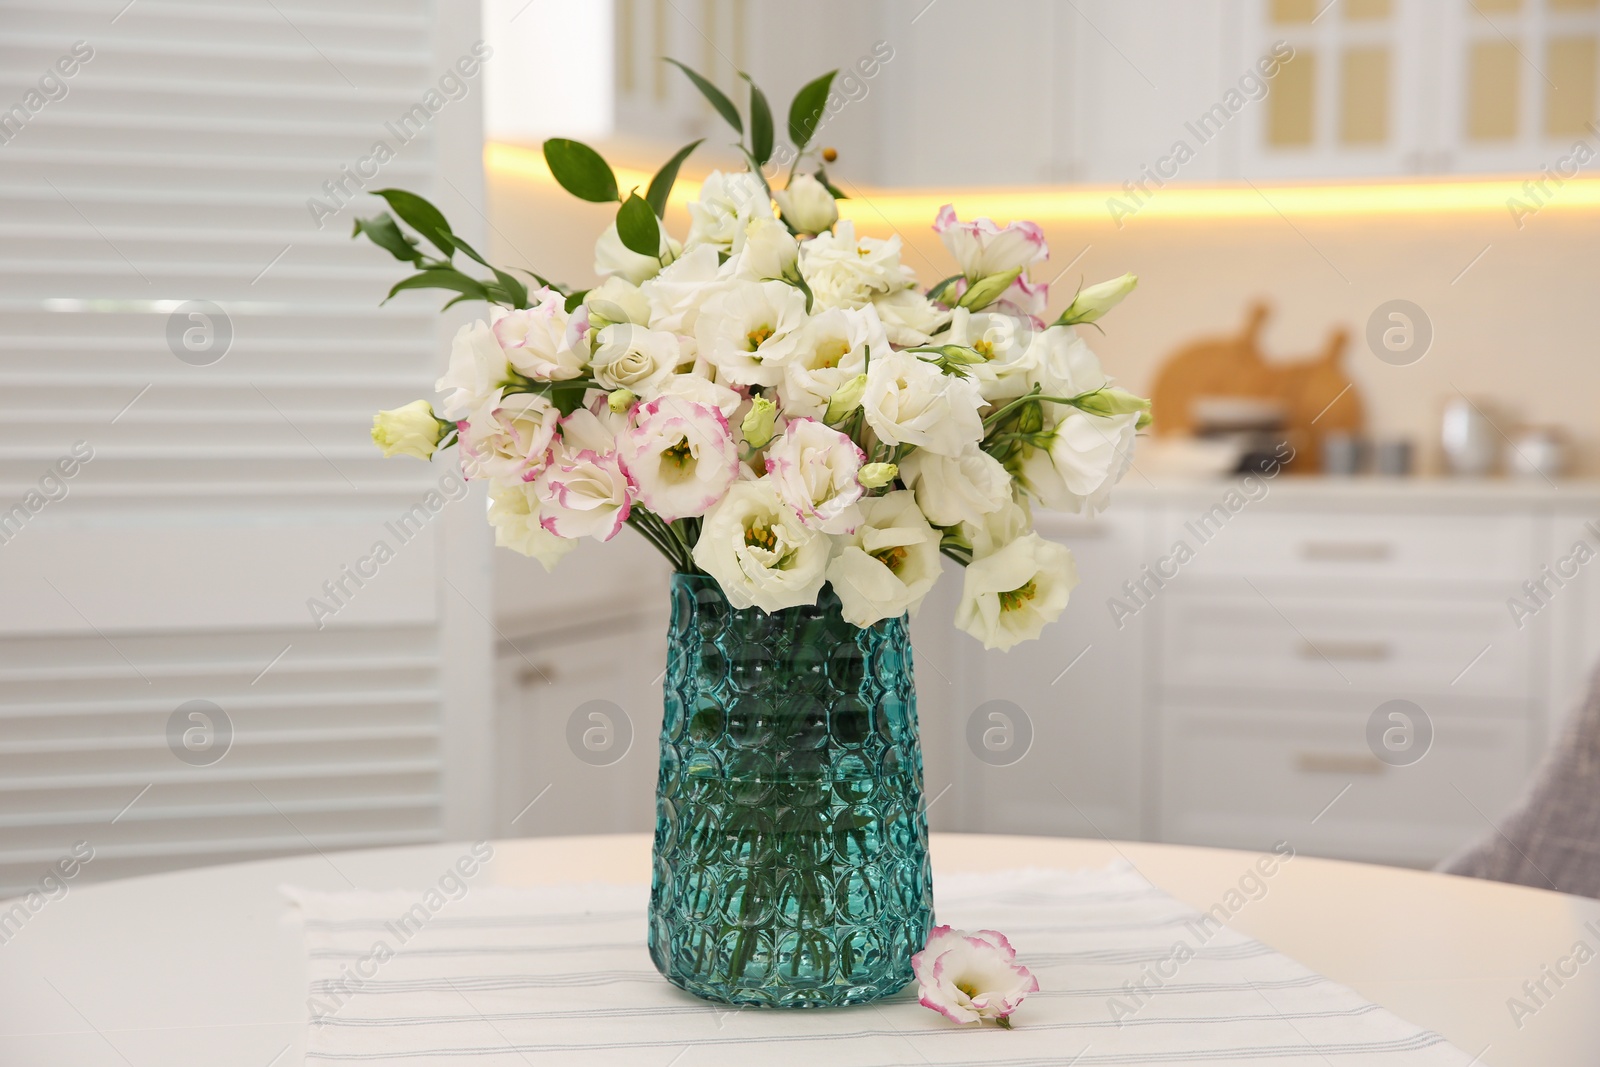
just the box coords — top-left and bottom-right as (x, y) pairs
(647, 573), (933, 1007)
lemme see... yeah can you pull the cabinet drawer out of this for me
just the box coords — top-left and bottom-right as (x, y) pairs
(1161, 594), (1526, 697)
(1160, 703), (1529, 865)
(1161, 510), (1532, 586)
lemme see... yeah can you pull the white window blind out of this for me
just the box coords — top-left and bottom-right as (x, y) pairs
(0, 0), (492, 895)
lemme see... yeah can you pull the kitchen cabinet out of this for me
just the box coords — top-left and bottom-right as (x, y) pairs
(495, 479), (1600, 867)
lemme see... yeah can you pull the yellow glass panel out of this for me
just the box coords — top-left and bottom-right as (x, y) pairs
(1268, 49), (1317, 145)
(1467, 40), (1521, 139)
(1473, 0), (1523, 12)
(1341, 47), (1391, 142)
(1271, 0), (1317, 24)
(1550, 0), (1600, 11)
(1546, 36), (1598, 135)
(1346, 0), (1392, 19)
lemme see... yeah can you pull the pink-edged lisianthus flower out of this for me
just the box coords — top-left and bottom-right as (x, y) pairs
(533, 445), (632, 542)
(913, 925), (1039, 1028)
(764, 417), (865, 534)
(492, 288), (585, 381)
(616, 395), (739, 522)
(934, 204), (1048, 281)
(457, 389), (559, 483)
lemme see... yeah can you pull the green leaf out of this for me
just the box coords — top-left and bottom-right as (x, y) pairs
(448, 234), (530, 309)
(371, 189), (456, 257)
(646, 138), (703, 217)
(542, 138), (619, 203)
(616, 192), (661, 257)
(563, 288), (590, 314)
(512, 268), (569, 295)
(787, 70), (836, 151)
(384, 268), (490, 305)
(957, 267), (1023, 310)
(351, 213), (422, 264)
(813, 166), (847, 199)
(742, 74), (774, 165)
(925, 273), (963, 304)
(665, 59), (742, 134)
(511, 378), (593, 417)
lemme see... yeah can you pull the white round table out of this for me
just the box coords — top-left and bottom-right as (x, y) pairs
(1, 833), (1595, 1065)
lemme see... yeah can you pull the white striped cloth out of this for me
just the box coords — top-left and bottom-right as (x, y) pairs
(286, 863), (1474, 1065)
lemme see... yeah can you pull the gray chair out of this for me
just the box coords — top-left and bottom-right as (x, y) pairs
(1439, 664), (1600, 899)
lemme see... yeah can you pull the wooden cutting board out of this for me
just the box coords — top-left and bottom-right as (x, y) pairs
(1149, 302), (1363, 472)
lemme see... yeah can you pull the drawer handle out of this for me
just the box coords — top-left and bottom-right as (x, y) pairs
(517, 663), (559, 686)
(1296, 751), (1386, 775)
(1301, 541), (1393, 562)
(1299, 640), (1391, 661)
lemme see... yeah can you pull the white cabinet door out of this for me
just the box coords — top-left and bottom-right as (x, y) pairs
(493, 610), (668, 839)
(958, 508), (1152, 841)
(1545, 512), (1600, 743)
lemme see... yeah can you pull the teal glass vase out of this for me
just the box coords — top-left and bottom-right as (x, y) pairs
(647, 573), (934, 1007)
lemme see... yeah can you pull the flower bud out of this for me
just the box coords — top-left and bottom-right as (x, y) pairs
(773, 172), (839, 235)
(1059, 272), (1137, 325)
(1072, 387), (1151, 419)
(857, 462), (898, 489)
(956, 267), (1023, 311)
(740, 395), (778, 448)
(607, 388), (638, 413)
(371, 399), (446, 460)
(823, 372), (870, 424)
(736, 216), (800, 281)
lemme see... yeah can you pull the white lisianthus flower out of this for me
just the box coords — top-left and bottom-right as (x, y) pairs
(458, 390), (559, 483)
(617, 395), (740, 522)
(955, 532), (1078, 651)
(872, 286), (950, 347)
(1016, 410), (1138, 515)
(1023, 325), (1108, 399)
(780, 305), (886, 420)
(694, 280), (807, 388)
(492, 289), (585, 382)
(654, 372), (743, 420)
(862, 349), (985, 457)
(532, 444), (632, 541)
(589, 323), (680, 398)
(584, 275), (652, 329)
(732, 215), (800, 281)
(934, 307), (1039, 402)
(685, 170), (774, 252)
(912, 925), (1040, 1027)
(594, 221), (681, 286)
(899, 448), (1012, 528)
(961, 497), (1031, 559)
(773, 173), (839, 235)
(800, 221), (914, 311)
(371, 400), (445, 460)
(641, 244), (730, 336)
(435, 320), (512, 420)
(693, 479), (830, 612)
(765, 418), (866, 534)
(825, 490), (941, 627)
(933, 204), (1049, 280)
(487, 483), (576, 572)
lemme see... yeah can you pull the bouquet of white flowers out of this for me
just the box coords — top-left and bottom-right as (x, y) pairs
(364, 63), (1148, 651)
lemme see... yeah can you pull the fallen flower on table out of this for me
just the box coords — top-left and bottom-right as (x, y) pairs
(912, 925), (1039, 1028)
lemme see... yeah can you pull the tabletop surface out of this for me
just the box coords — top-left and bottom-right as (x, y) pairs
(1, 833), (1596, 1066)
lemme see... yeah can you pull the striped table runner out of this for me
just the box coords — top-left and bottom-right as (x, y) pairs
(286, 863), (1474, 1065)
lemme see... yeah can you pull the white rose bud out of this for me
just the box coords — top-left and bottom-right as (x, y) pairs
(741, 395), (778, 449)
(858, 462), (898, 489)
(773, 173), (839, 235)
(823, 372), (869, 424)
(371, 399), (446, 460)
(1059, 273), (1137, 325)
